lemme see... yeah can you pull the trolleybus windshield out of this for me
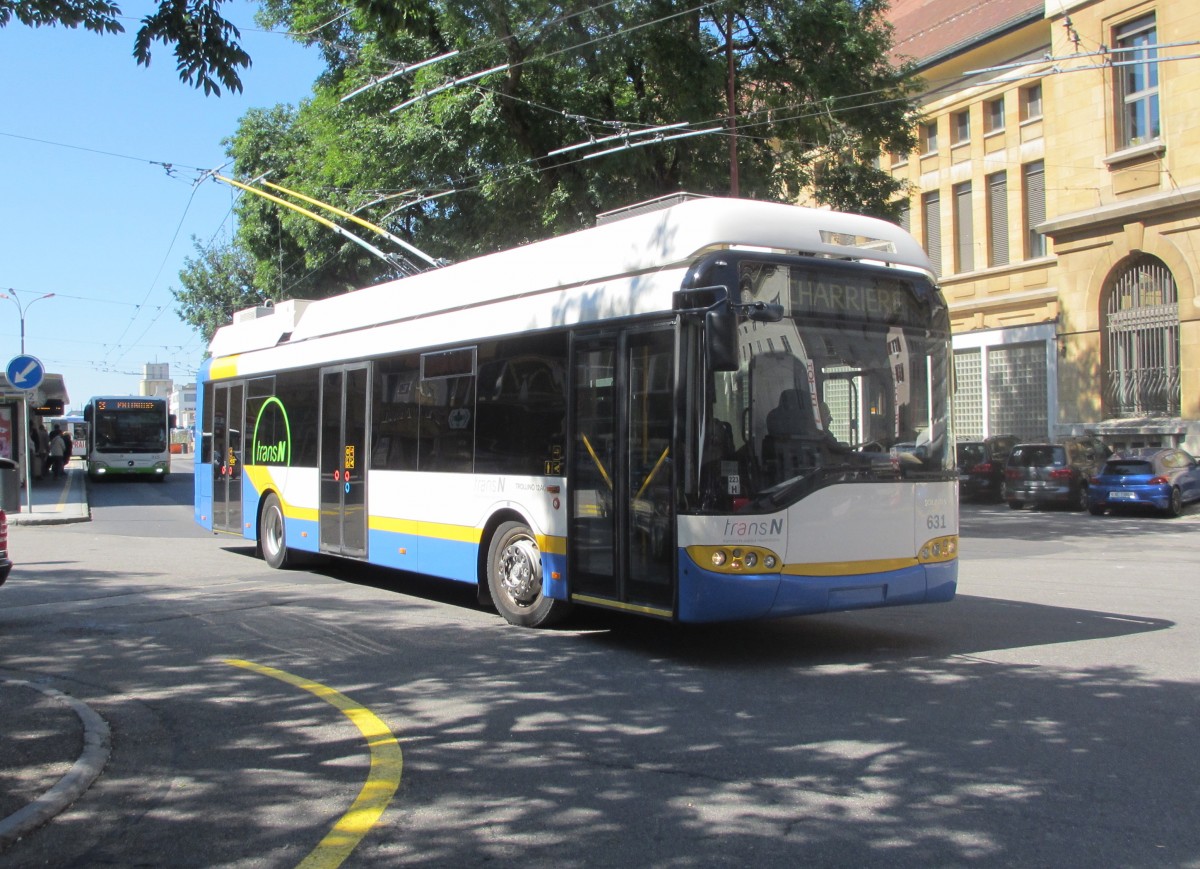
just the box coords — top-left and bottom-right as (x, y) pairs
(698, 257), (954, 512)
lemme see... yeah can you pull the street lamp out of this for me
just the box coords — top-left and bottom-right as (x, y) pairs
(0, 289), (56, 355)
(1, 288), (56, 514)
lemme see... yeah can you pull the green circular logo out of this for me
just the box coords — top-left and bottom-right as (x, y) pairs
(252, 397), (292, 466)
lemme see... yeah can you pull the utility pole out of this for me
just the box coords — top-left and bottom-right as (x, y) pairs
(726, 11), (739, 198)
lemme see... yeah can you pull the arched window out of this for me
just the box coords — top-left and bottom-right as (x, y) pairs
(1103, 254), (1179, 417)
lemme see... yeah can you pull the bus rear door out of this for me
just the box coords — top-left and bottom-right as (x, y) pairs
(211, 383), (244, 534)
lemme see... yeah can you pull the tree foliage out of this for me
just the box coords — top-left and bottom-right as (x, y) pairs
(1, 0), (250, 93)
(171, 237), (260, 341)
(177, 0), (920, 333)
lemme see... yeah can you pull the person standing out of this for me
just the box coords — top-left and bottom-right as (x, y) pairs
(32, 421), (50, 480)
(48, 425), (66, 479)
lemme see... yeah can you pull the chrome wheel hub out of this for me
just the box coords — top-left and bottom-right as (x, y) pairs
(499, 538), (542, 607)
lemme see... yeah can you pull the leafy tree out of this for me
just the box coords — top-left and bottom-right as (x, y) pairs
(172, 237), (261, 341)
(179, 0), (919, 327)
(1, 0), (250, 94)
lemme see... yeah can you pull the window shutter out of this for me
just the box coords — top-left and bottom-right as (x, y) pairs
(988, 172), (1009, 267)
(1024, 161), (1045, 258)
(923, 192), (942, 277)
(954, 182), (974, 273)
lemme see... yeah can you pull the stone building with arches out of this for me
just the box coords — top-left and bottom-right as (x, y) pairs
(883, 0), (1200, 452)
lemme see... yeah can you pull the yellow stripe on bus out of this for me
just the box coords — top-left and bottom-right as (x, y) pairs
(369, 515), (481, 543)
(209, 355), (240, 381)
(368, 515), (565, 555)
(243, 466), (319, 523)
(782, 557), (920, 577)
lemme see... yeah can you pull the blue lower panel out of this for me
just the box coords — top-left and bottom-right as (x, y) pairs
(362, 530), (568, 598)
(285, 517), (321, 554)
(366, 528), (478, 584)
(678, 551), (958, 623)
(542, 553), (567, 600)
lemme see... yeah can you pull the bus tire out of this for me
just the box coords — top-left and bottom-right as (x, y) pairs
(486, 521), (570, 628)
(259, 493), (292, 570)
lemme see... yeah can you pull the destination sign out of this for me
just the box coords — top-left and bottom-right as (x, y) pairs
(737, 261), (930, 327)
(786, 269), (926, 327)
(98, 399), (161, 412)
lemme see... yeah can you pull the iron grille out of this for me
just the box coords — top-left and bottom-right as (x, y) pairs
(1104, 257), (1179, 416)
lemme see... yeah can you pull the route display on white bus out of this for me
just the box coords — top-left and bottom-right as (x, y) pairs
(194, 197), (957, 627)
(84, 396), (172, 480)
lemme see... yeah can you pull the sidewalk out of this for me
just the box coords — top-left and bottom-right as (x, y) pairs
(0, 675), (111, 851)
(6, 463), (89, 526)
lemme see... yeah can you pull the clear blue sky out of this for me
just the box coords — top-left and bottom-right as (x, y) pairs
(1, 1), (323, 413)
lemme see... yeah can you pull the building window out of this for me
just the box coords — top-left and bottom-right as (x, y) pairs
(1020, 82), (1042, 122)
(897, 199), (911, 234)
(989, 342), (1048, 441)
(984, 97), (1005, 134)
(919, 121), (938, 155)
(1022, 161), (1046, 258)
(891, 150), (909, 168)
(922, 191), (941, 277)
(1114, 15), (1159, 148)
(986, 172), (1009, 267)
(1104, 255), (1179, 417)
(953, 182), (974, 273)
(951, 110), (970, 145)
(954, 349), (983, 439)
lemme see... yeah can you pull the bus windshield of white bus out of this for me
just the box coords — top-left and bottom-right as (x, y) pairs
(698, 259), (954, 512)
(93, 400), (168, 453)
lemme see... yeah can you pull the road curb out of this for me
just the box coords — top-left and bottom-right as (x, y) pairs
(0, 680), (111, 850)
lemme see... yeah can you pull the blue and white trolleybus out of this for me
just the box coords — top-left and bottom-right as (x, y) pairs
(194, 197), (958, 626)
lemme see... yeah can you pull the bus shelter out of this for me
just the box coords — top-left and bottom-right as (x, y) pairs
(0, 372), (71, 511)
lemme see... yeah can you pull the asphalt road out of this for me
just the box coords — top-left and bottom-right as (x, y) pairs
(2, 467), (1198, 867)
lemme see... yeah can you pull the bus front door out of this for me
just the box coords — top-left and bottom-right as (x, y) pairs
(319, 365), (369, 558)
(211, 382), (243, 534)
(569, 328), (675, 616)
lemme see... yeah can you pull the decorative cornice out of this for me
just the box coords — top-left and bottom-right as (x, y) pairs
(1040, 185), (1200, 238)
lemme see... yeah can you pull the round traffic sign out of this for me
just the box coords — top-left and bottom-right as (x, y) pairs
(5, 354), (45, 391)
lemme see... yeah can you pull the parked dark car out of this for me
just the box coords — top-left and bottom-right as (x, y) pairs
(1086, 448), (1200, 517)
(956, 435), (1018, 501)
(0, 509), (10, 586)
(1004, 437), (1110, 511)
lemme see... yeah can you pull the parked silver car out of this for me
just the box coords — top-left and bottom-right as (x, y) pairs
(1004, 438), (1110, 511)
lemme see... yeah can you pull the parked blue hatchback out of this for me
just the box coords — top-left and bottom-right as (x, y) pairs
(1087, 448), (1200, 517)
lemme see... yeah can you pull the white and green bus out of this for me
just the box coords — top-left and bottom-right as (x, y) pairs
(84, 396), (172, 480)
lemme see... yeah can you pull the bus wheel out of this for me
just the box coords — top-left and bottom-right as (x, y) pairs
(487, 521), (570, 628)
(259, 494), (291, 570)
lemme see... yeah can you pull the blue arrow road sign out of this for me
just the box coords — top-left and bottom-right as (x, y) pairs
(6, 354), (45, 391)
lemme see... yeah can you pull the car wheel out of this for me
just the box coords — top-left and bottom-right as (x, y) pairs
(487, 521), (571, 628)
(1008, 500), (1023, 510)
(259, 493), (291, 569)
(1165, 487), (1183, 518)
(1076, 486), (1089, 512)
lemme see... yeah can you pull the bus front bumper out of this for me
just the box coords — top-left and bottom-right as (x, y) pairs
(89, 460), (170, 476)
(677, 551), (957, 623)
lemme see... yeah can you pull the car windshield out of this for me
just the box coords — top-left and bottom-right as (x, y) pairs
(1011, 446), (1064, 467)
(958, 444), (986, 466)
(696, 260), (954, 513)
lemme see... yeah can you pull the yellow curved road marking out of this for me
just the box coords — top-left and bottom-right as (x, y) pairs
(225, 659), (403, 869)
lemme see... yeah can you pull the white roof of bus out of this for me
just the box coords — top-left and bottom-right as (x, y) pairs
(209, 197), (933, 359)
